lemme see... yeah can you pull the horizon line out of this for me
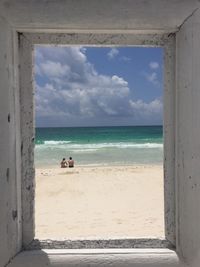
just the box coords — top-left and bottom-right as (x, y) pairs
(35, 124), (163, 128)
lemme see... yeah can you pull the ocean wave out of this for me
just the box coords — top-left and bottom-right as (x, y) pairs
(66, 143), (163, 149)
(44, 140), (72, 145)
(72, 149), (99, 153)
(36, 142), (163, 149)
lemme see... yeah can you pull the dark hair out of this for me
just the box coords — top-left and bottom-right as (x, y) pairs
(63, 158), (65, 160)
(69, 157), (72, 160)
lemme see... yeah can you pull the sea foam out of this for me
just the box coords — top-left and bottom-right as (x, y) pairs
(37, 141), (163, 150)
(44, 140), (72, 145)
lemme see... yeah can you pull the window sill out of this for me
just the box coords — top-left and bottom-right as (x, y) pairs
(8, 248), (180, 267)
(25, 238), (172, 250)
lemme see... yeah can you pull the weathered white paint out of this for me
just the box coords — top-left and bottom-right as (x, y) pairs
(26, 238), (171, 250)
(19, 33), (35, 248)
(19, 32), (176, 249)
(0, 1), (200, 267)
(24, 32), (169, 45)
(163, 34), (176, 246)
(8, 249), (181, 267)
(0, 17), (21, 267)
(0, 0), (199, 33)
(176, 8), (200, 267)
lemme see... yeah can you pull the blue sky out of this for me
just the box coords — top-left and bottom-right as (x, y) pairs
(34, 46), (163, 127)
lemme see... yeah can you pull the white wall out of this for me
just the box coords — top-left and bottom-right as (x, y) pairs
(176, 8), (200, 267)
(0, 16), (21, 267)
(0, 0), (199, 32)
(0, 1), (200, 266)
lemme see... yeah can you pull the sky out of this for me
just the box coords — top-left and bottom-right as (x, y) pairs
(34, 46), (163, 127)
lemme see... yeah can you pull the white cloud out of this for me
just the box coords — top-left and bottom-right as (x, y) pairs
(129, 98), (163, 123)
(107, 48), (119, 59)
(144, 71), (160, 87)
(120, 56), (131, 62)
(40, 61), (71, 78)
(111, 75), (128, 87)
(143, 61), (160, 87)
(149, 61), (159, 69)
(146, 72), (157, 83)
(35, 47), (130, 119)
(35, 46), (162, 126)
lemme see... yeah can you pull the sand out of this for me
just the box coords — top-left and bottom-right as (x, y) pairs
(35, 165), (164, 239)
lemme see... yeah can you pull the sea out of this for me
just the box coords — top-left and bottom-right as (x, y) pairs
(35, 126), (163, 167)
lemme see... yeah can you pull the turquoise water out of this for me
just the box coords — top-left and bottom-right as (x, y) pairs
(35, 126), (163, 167)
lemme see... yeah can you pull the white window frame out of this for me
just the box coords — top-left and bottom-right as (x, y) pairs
(12, 32), (178, 266)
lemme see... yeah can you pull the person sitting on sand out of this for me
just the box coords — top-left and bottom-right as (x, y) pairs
(60, 158), (68, 168)
(68, 157), (74, 168)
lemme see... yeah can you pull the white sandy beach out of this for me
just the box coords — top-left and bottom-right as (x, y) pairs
(35, 165), (164, 239)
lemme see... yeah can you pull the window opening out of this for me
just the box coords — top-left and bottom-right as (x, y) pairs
(34, 45), (164, 241)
